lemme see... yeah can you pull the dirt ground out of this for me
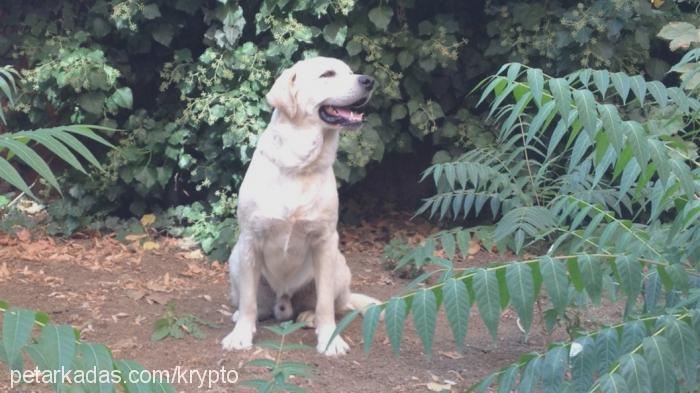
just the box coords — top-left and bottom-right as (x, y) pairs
(0, 214), (615, 392)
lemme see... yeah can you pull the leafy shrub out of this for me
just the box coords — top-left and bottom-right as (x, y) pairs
(150, 302), (220, 341)
(333, 31), (700, 391)
(2, 1), (690, 256)
(241, 321), (314, 393)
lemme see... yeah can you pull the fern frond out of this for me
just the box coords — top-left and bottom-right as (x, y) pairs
(0, 125), (114, 197)
(0, 300), (174, 392)
(468, 312), (699, 393)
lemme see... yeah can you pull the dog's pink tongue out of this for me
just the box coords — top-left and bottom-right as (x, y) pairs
(335, 107), (363, 121)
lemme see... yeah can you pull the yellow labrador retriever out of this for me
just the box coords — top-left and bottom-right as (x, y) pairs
(221, 57), (378, 356)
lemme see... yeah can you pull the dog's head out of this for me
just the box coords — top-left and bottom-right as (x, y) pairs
(266, 57), (375, 128)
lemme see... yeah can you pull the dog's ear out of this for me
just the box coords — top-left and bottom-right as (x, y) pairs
(266, 67), (298, 119)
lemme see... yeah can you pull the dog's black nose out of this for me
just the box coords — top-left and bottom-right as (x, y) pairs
(358, 75), (375, 91)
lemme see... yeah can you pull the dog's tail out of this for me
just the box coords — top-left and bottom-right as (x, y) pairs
(347, 293), (381, 316)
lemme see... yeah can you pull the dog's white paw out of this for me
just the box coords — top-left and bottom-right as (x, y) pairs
(316, 325), (349, 356)
(296, 310), (315, 328)
(231, 310), (240, 323)
(221, 323), (254, 351)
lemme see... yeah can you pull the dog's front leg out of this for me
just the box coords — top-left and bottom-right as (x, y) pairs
(222, 239), (260, 351)
(312, 231), (349, 356)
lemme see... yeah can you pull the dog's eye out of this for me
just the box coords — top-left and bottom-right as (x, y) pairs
(320, 70), (336, 78)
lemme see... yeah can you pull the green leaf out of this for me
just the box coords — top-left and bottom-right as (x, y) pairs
(596, 328), (619, 375)
(362, 305), (382, 354)
(599, 373), (630, 393)
(526, 100), (556, 144)
(611, 72), (631, 104)
(571, 336), (595, 393)
(152, 23), (175, 47)
(17, 132), (87, 173)
(541, 346), (567, 393)
(0, 156), (34, 197)
(76, 343), (115, 393)
(642, 336), (676, 393)
(657, 21), (700, 51)
(78, 92), (105, 114)
(527, 68), (545, 106)
(111, 87), (133, 110)
(663, 316), (698, 386)
(539, 257), (568, 315)
(151, 318), (171, 341)
(593, 70), (610, 97)
(0, 139), (61, 193)
(505, 263), (534, 335)
(517, 355), (542, 393)
(2, 308), (36, 371)
(646, 81), (668, 108)
(27, 324), (77, 389)
(63, 125), (115, 148)
(390, 104), (407, 121)
(473, 268), (500, 340)
(442, 278), (470, 349)
(51, 129), (104, 170)
(385, 297), (406, 355)
(497, 365), (519, 393)
(397, 51), (415, 69)
(322, 22), (347, 46)
(411, 289), (437, 356)
(440, 232), (456, 260)
(368, 6), (393, 31)
(456, 230), (471, 258)
(324, 310), (358, 353)
(549, 78), (572, 119)
(620, 320), (646, 354)
(114, 360), (151, 393)
(619, 354), (651, 393)
(567, 256), (587, 293)
(630, 75), (647, 106)
(614, 256), (642, 302)
(474, 373), (496, 393)
(141, 4), (161, 19)
(624, 121), (649, 168)
(573, 89), (598, 138)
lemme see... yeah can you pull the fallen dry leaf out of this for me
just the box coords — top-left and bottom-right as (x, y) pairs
(180, 262), (204, 277)
(16, 229), (32, 242)
(142, 241), (160, 250)
(125, 289), (146, 300)
(146, 292), (171, 305)
(112, 337), (137, 351)
(140, 213), (156, 227)
(0, 262), (10, 280)
(124, 234), (148, 242)
(468, 239), (480, 255)
(426, 382), (452, 392)
(438, 351), (463, 360)
(184, 249), (204, 260)
(111, 312), (129, 323)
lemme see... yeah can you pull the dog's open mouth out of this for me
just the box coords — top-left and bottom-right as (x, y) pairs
(318, 97), (368, 127)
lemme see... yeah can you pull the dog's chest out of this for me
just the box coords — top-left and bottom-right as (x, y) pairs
(257, 218), (317, 292)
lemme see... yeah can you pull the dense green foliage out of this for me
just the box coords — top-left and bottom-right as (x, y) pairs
(2, 0), (697, 257)
(333, 23), (700, 392)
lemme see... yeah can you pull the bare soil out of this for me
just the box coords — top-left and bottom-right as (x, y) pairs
(0, 214), (619, 392)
